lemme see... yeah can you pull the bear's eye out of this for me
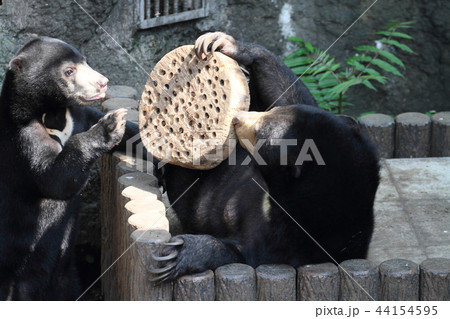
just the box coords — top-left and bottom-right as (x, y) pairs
(64, 68), (74, 77)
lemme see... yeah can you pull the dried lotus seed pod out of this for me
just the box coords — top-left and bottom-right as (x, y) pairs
(139, 45), (250, 169)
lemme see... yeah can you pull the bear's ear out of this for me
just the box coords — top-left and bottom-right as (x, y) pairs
(9, 55), (26, 74)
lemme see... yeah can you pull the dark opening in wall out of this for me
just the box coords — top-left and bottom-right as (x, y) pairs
(139, 0), (209, 29)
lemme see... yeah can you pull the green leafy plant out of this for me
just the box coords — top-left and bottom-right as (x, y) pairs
(283, 20), (415, 114)
(425, 110), (437, 117)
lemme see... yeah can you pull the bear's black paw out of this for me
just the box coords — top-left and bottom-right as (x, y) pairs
(148, 234), (231, 284)
(194, 32), (238, 60)
(96, 108), (127, 148)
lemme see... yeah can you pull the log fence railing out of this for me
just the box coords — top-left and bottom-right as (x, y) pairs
(100, 151), (450, 301)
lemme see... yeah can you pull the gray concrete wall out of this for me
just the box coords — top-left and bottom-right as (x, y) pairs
(1, 0), (449, 115)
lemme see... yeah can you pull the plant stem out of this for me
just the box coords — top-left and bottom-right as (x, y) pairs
(338, 92), (343, 114)
(347, 26), (398, 95)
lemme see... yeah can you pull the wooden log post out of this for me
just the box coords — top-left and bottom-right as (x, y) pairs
(126, 109), (139, 124)
(255, 264), (296, 301)
(118, 172), (159, 194)
(339, 259), (380, 301)
(129, 229), (173, 300)
(395, 112), (431, 158)
(100, 153), (119, 300)
(117, 160), (137, 177)
(100, 152), (136, 300)
(215, 263), (256, 301)
(379, 259), (419, 301)
(431, 112), (450, 157)
(126, 198), (169, 230)
(117, 172), (165, 300)
(297, 262), (340, 301)
(420, 258), (450, 301)
(174, 270), (215, 301)
(101, 97), (139, 113)
(113, 159), (139, 300)
(359, 114), (395, 158)
(105, 85), (138, 100)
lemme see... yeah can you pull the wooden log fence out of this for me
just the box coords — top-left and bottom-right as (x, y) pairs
(100, 151), (450, 301)
(360, 111), (450, 158)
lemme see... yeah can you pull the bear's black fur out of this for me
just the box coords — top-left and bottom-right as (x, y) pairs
(152, 32), (379, 282)
(0, 37), (141, 300)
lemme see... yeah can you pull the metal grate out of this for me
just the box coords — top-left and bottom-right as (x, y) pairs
(139, 0), (209, 29)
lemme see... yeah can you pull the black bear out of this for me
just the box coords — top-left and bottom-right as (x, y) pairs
(0, 36), (141, 300)
(151, 32), (380, 282)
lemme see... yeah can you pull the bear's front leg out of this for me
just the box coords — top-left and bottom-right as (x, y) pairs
(20, 109), (127, 200)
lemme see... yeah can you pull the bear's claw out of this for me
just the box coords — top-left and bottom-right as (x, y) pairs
(148, 262), (177, 283)
(164, 238), (184, 246)
(194, 32), (237, 60)
(147, 236), (184, 283)
(150, 250), (178, 261)
(149, 272), (172, 284)
(148, 261), (177, 275)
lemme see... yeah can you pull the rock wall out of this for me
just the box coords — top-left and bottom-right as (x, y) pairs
(1, 0), (449, 115)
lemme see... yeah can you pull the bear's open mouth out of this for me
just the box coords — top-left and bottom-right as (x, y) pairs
(79, 91), (106, 103)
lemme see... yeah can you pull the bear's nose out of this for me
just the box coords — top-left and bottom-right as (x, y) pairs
(97, 76), (109, 89)
(233, 111), (264, 127)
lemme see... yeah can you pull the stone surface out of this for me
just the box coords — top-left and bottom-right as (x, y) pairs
(425, 245), (450, 259)
(384, 158), (450, 199)
(403, 200), (450, 247)
(368, 158), (450, 265)
(371, 200), (420, 248)
(374, 164), (399, 202)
